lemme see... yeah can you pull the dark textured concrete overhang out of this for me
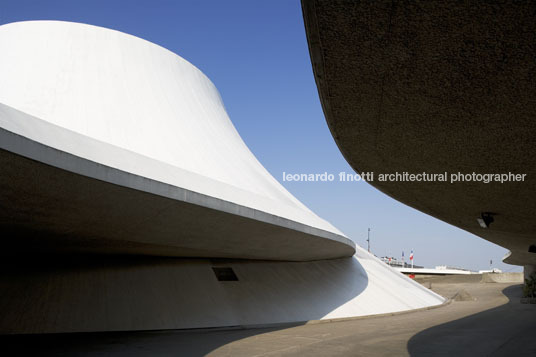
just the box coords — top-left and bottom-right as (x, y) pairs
(302, 0), (536, 266)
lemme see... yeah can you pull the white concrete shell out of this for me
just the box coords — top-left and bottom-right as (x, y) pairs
(0, 20), (354, 260)
(0, 21), (444, 334)
(0, 246), (445, 334)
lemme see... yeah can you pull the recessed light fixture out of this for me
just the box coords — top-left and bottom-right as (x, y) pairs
(477, 212), (494, 228)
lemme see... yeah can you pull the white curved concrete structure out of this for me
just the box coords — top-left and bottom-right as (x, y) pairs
(0, 246), (445, 334)
(0, 21), (444, 334)
(0, 20), (354, 260)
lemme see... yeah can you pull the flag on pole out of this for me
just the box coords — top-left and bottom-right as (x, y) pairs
(410, 250), (414, 261)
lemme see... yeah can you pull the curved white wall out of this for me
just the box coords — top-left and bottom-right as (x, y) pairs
(0, 246), (445, 334)
(0, 21), (444, 334)
(0, 20), (344, 238)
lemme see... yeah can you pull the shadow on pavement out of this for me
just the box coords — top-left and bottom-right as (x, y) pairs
(0, 325), (298, 356)
(407, 284), (536, 356)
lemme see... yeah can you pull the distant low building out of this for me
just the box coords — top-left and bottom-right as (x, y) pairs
(380, 256), (423, 269)
(435, 265), (472, 272)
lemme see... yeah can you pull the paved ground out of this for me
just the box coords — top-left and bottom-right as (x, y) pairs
(2, 276), (535, 356)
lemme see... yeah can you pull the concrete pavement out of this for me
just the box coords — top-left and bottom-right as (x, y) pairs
(2, 275), (535, 356)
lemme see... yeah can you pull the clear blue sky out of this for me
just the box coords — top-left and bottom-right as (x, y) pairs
(0, 0), (519, 272)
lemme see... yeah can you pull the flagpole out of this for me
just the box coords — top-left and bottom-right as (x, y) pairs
(367, 228), (370, 253)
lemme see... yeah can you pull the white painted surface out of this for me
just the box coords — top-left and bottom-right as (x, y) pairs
(0, 20), (343, 237)
(0, 247), (445, 334)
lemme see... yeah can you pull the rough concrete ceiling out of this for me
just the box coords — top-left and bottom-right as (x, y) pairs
(302, 0), (536, 266)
